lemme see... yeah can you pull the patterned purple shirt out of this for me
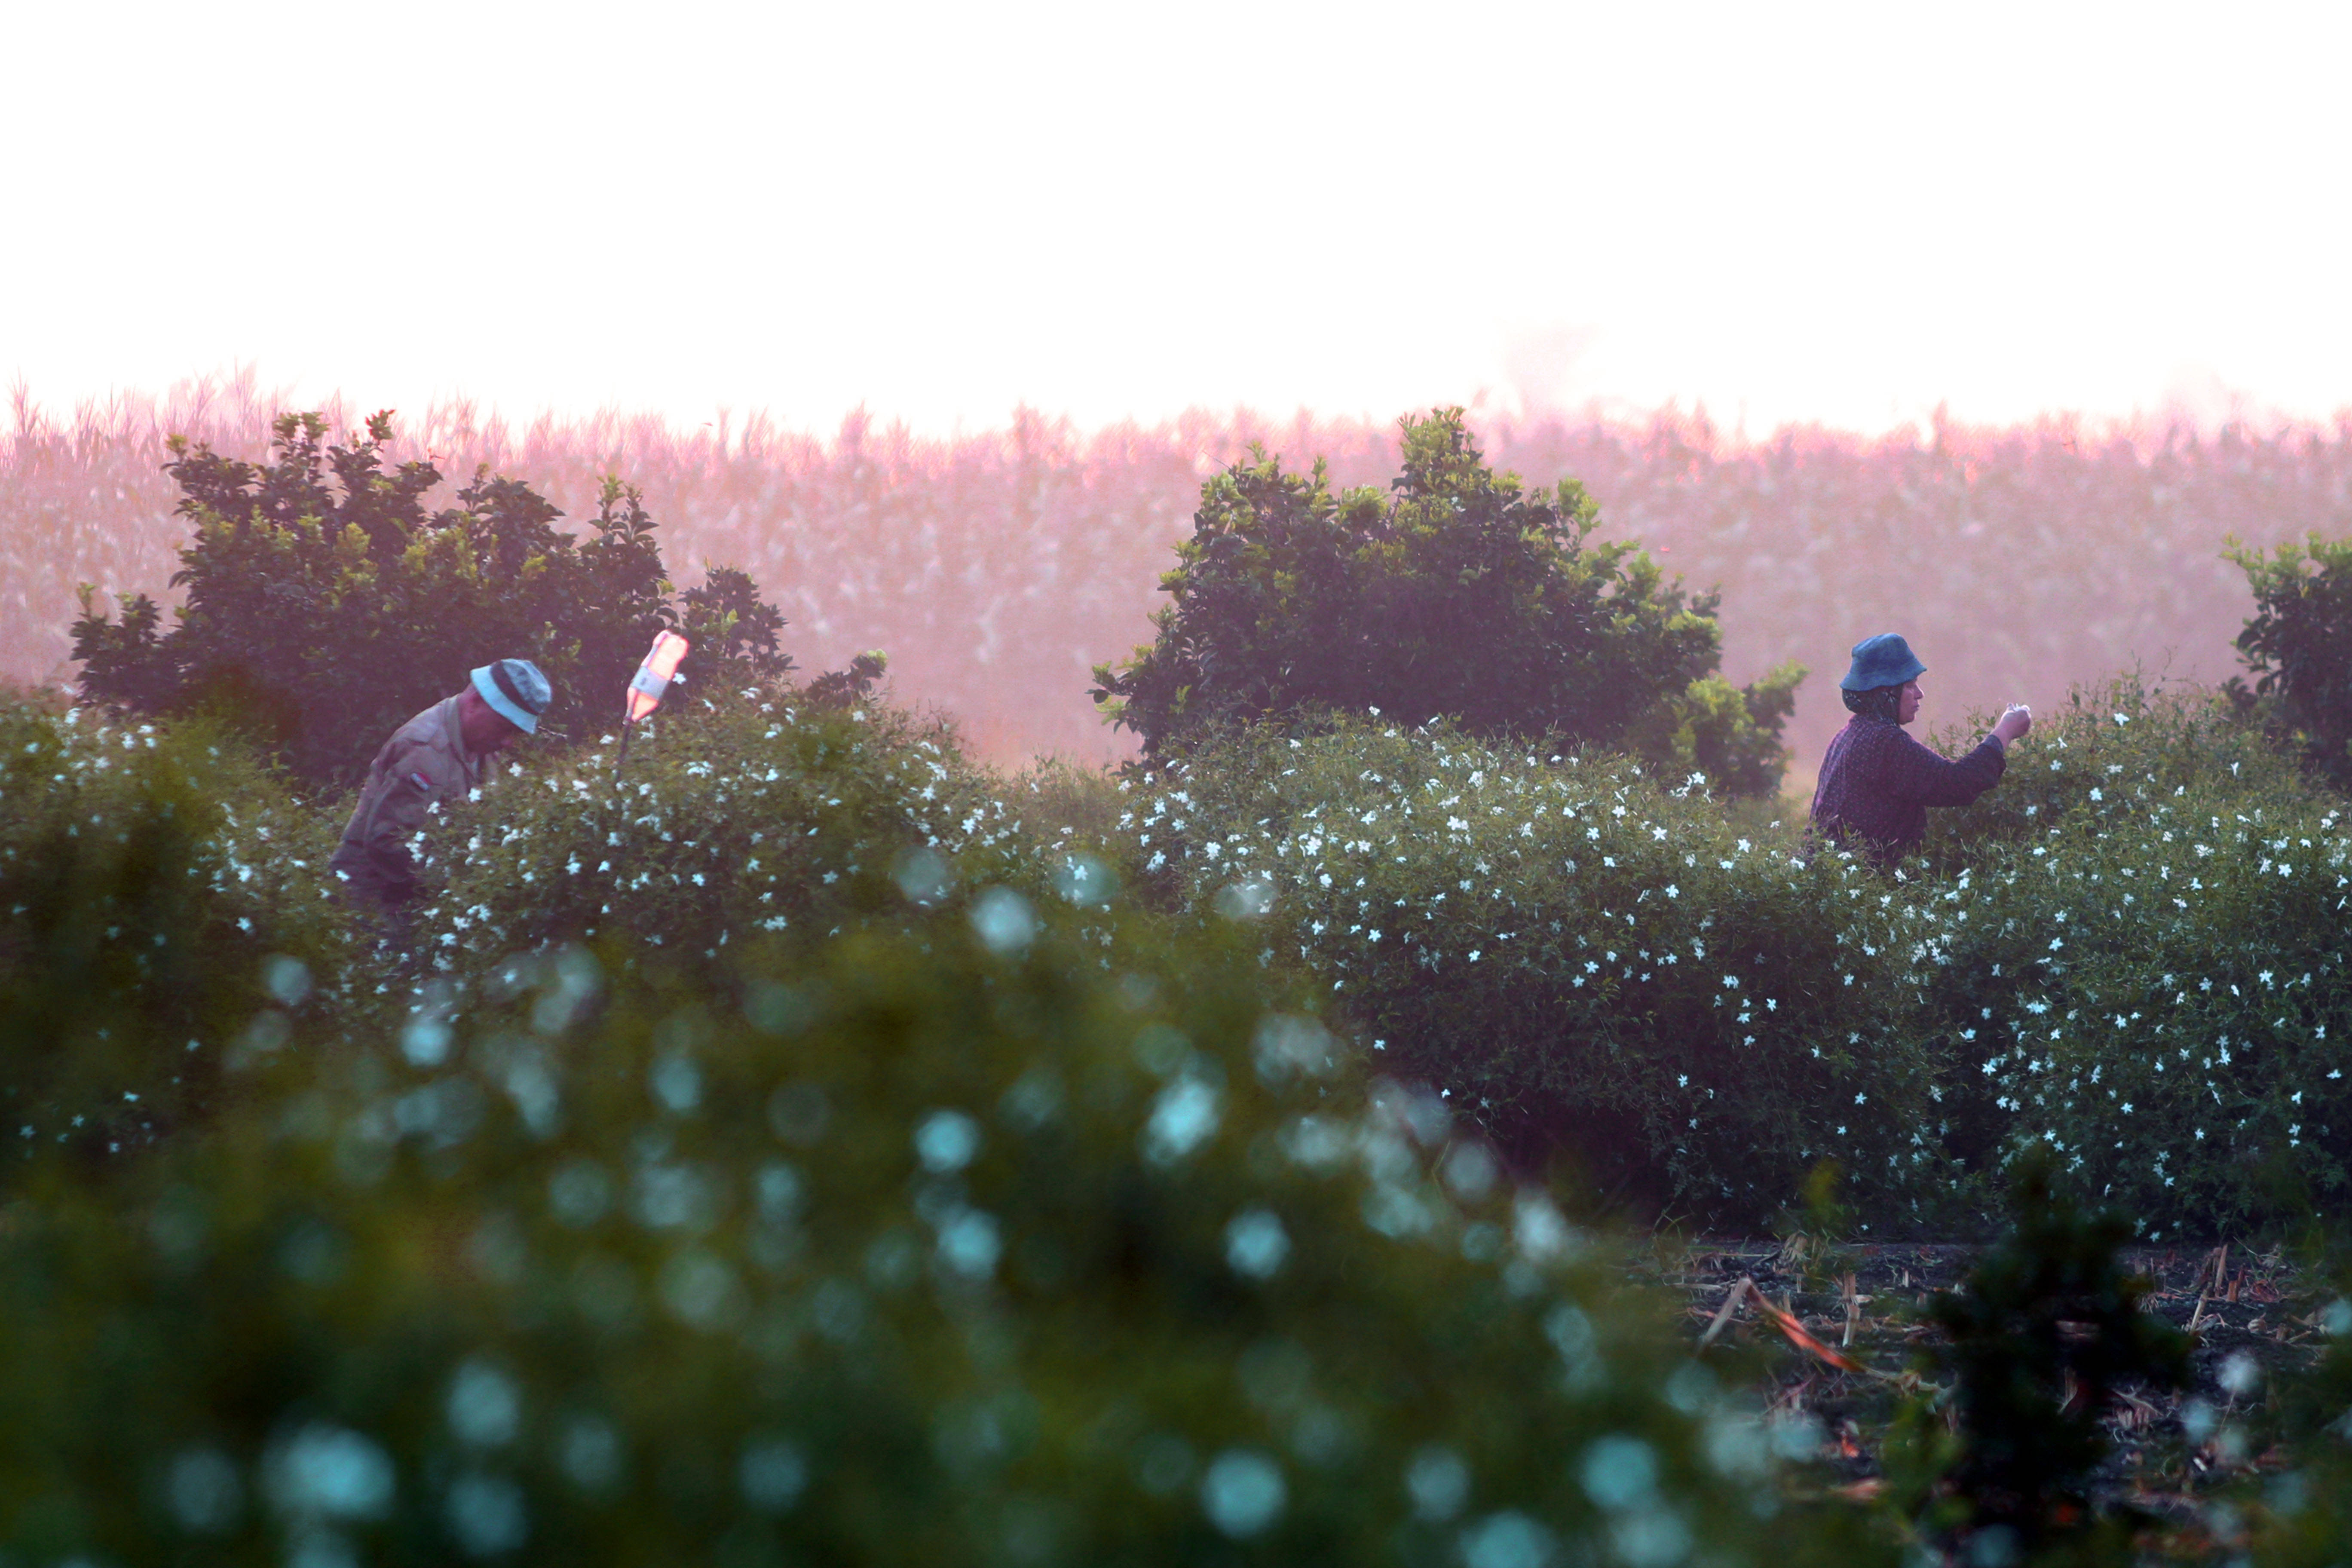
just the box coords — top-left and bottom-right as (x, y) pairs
(1809, 715), (2006, 868)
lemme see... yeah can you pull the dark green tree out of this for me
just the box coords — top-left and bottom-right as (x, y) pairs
(1091, 410), (1801, 796)
(2226, 532), (2352, 790)
(70, 412), (794, 787)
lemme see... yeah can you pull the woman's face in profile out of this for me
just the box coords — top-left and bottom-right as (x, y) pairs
(1897, 679), (1923, 726)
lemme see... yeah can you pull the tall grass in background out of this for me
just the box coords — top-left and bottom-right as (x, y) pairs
(9, 374), (2350, 769)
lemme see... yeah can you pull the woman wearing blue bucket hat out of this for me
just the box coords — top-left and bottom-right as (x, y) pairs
(1808, 634), (2031, 869)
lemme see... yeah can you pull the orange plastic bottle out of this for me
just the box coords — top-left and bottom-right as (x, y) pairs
(626, 631), (691, 723)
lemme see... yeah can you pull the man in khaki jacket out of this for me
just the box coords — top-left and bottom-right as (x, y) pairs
(331, 658), (552, 940)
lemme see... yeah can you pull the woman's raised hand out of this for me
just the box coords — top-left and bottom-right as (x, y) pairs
(1993, 705), (2033, 745)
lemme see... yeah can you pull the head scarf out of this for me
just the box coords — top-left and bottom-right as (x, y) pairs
(1843, 683), (1905, 725)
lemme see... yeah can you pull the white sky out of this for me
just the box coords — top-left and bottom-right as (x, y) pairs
(6, 0), (2349, 437)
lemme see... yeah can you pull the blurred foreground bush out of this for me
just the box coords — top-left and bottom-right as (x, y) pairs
(2252, 1249), (2352, 1567)
(1881, 1153), (2190, 1564)
(0, 899), (1889, 1567)
(69, 411), (793, 788)
(1092, 410), (1803, 799)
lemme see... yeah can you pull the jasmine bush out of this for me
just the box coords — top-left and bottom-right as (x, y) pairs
(2253, 1266), (2352, 1565)
(0, 692), (350, 1176)
(15, 668), (2352, 1559)
(35, 658), (2331, 1237)
(1114, 677), (2352, 1235)
(1904, 678), (2352, 1238)
(0, 901), (1888, 1567)
(1103, 719), (1945, 1225)
(330, 665), (2352, 1237)
(408, 686), (1058, 982)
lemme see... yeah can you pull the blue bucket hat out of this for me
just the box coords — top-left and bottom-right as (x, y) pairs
(471, 658), (552, 734)
(1840, 633), (1926, 692)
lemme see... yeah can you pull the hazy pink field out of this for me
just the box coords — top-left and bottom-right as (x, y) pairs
(10, 376), (2344, 787)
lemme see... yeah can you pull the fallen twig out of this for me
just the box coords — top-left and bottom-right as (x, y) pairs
(1716, 1277), (1867, 1373)
(1697, 1277), (1753, 1350)
(2187, 1243), (2228, 1335)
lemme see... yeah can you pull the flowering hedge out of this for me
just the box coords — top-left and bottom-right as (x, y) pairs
(17, 663), (2346, 1242)
(1104, 724), (1946, 1227)
(406, 688), (1041, 979)
(1115, 680), (2352, 1235)
(0, 899), (1888, 1567)
(17, 671), (2352, 1559)
(0, 693), (352, 1175)
(1905, 680), (2351, 1238)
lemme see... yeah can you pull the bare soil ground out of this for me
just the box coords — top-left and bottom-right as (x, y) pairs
(1647, 1240), (2331, 1537)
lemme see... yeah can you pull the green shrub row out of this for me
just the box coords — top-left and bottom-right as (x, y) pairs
(20, 663), (2342, 1238)
(0, 695), (352, 1173)
(408, 689), (1032, 977)
(10, 677), (2352, 1561)
(1115, 678), (2351, 1234)
(1102, 723), (1947, 1226)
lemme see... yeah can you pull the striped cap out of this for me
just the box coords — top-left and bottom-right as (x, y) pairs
(470, 659), (552, 734)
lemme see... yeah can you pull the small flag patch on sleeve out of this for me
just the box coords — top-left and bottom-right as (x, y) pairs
(408, 771), (433, 791)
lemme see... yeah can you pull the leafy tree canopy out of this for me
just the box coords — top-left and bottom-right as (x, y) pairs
(2227, 531), (2352, 791)
(71, 412), (792, 787)
(1092, 410), (1801, 796)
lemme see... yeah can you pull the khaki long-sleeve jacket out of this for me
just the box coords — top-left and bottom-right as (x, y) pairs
(330, 696), (491, 910)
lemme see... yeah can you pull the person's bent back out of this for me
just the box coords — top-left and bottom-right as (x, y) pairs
(1809, 633), (2030, 870)
(331, 658), (551, 946)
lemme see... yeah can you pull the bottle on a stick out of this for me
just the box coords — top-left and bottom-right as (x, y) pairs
(615, 630), (690, 778)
